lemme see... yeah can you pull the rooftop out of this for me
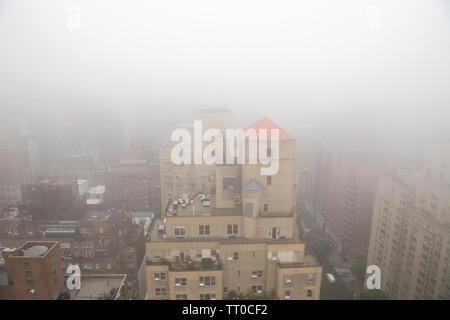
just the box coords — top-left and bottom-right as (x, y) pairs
(166, 197), (242, 217)
(66, 275), (127, 300)
(244, 117), (294, 140)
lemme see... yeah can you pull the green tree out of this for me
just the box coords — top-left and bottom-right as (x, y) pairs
(351, 255), (367, 282)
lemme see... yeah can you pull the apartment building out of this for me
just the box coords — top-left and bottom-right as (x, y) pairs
(0, 204), (146, 298)
(95, 141), (160, 212)
(0, 241), (64, 300)
(146, 111), (322, 300)
(367, 141), (450, 299)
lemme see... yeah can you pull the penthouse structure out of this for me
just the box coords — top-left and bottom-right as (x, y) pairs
(146, 110), (322, 300)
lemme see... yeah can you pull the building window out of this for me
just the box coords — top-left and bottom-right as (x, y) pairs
(154, 251), (161, 259)
(267, 176), (271, 186)
(60, 242), (71, 249)
(155, 288), (167, 296)
(26, 279), (34, 285)
(24, 271), (32, 277)
(23, 262), (31, 268)
(199, 225), (211, 236)
(252, 285), (263, 293)
(154, 272), (166, 281)
(263, 201), (269, 212)
(272, 252), (278, 261)
(176, 294), (187, 300)
(285, 275), (292, 284)
(175, 278), (187, 287)
(251, 270), (263, 279)
(200, 293), (216, 300)
(174, 226), (186, 237)
(233, 252), (239, 260)
(307, 290), (313, 297)
(227, 224), (238, 235)
(285, 290), (291, 299)
(307, 273), (315, 282)
(199, 276), (216, 287)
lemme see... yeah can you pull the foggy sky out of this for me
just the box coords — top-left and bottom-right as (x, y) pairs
(1, 0), (449, 152)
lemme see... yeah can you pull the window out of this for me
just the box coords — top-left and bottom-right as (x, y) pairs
(82, 241), (92, 248)
(252, 285), (263, 293)
(200, 293), (216, 300)
(199, 225), (211, 236)
(251, 270), (263, 279)
(224, 287), (228, 293)
(174, 226), (186, 236)
(99, 227), (104, 234)
(307, 273), (315, 282)
(199, 276), (216, 287)
(269, 227), (280, 239)
(154, 251), (161, 259)
(26, 279), (34, 285)
(24, 271), (32, 277)
(272, 252), (278, 261)
(227, 224), (238, 235)
(23, 262), (31, 268)
(263, 201), (269, 212)
(267, 176), (272, 186)
(176, 294), (187, 300)
(285, 275), (292, 284)
(307, 290), (313, 297)
(60, 242), (71, 249)
(155, 288), (167, 296)
(154, 272), (166, 281)
(233, 252), (239, 260)
(285, 290), (291, 299)
(84, 250), (92, 258)
(175, 278), (187, 287)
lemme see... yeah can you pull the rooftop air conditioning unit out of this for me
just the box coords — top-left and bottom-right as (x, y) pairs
(175, 283), (181, 288)
(252, 274), (257, 279)
(227, 257), (233, 262)
(155, 278), (160, 282)
(285, 295), (290, 299)
(257, 290), (262, 294)
(272, 257), (278, 262)
(286, 279), (292, 284)
(199, 283), (204, 287)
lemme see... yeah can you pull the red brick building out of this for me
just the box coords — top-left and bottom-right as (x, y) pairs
(0, 241), (64, 299)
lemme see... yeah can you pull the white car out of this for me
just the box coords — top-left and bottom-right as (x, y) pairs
(181, 203), (187, 208)
(326, 273), (336, 284)
(202, 201), (211, 207)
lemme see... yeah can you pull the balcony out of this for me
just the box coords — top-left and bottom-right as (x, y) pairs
(169, 260), (222, 272)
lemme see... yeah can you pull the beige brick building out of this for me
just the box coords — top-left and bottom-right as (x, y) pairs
(367, 141), (450, 299)
(145, 110), (322, 300)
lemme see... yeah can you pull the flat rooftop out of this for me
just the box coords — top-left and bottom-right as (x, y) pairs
(68, 275), (126, 300)
(167, 197), (242, 217)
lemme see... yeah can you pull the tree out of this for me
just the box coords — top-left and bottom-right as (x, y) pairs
(351, 255), (367, 282)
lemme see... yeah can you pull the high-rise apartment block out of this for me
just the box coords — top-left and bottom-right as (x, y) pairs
(367, 141), (450, 299)
(145, 110), (322, 300)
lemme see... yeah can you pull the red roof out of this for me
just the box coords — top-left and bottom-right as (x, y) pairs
(244, 117), (294, 140)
